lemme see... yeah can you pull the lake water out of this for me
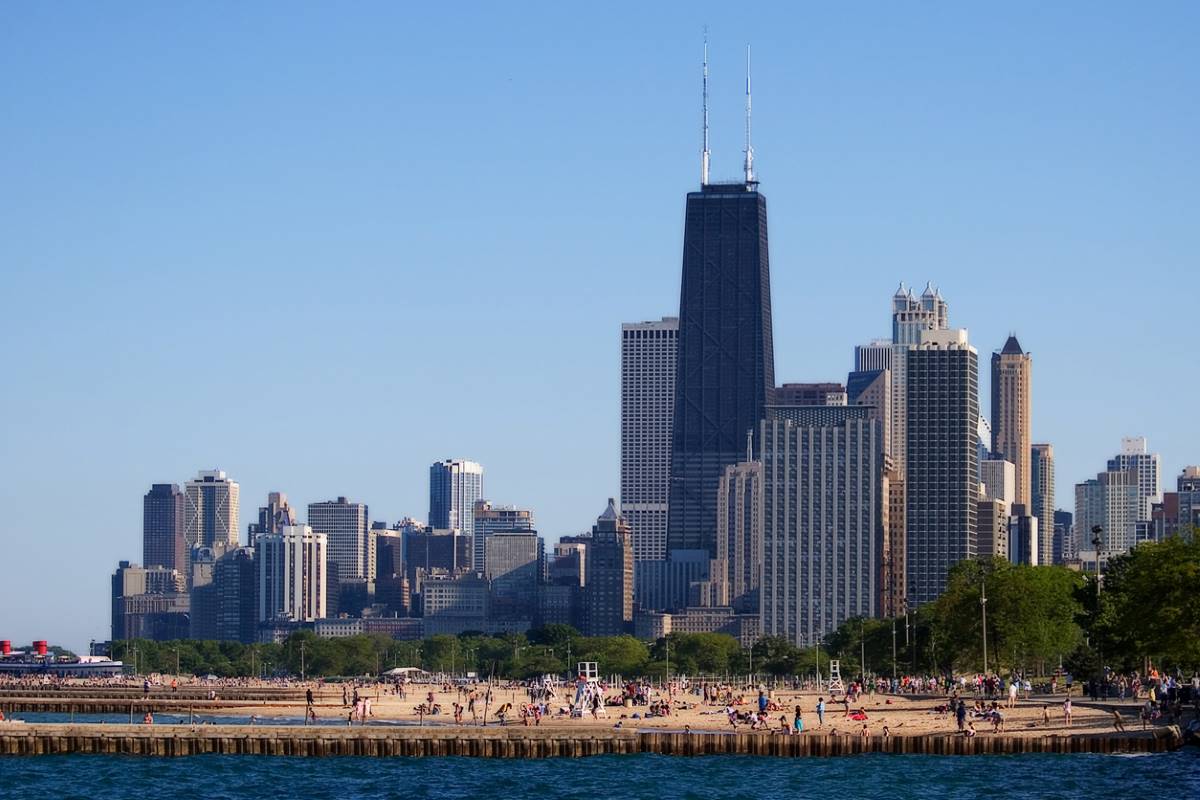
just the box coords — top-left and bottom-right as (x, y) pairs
(0, 751), (1195, 799)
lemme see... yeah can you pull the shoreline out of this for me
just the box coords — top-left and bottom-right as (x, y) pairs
(0, 720), (1182, 758)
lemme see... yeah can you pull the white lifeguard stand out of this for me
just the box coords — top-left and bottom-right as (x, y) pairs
(572, 662), (605, 718)
(827, 659), (845, 695)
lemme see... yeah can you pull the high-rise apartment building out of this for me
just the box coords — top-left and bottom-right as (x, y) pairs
(583, 499), (634, 636)
(977, 499), (1009, 560)
(111, 561), (188, 641)
(257, 525), (327, 623)
(1031, 444), (1056, 565)
(979, 458), (1016, 510)
(428, 459), (484, 541)
(308, 497), (371, 582)
(472, 500), (534, 573)
(183, 470), (240, 576)
(667, 179), (775, 558)
(484, 531), (541, 619)
(1053, 510), (1072, 565)
(905, 328), (979, 608)
(620, 316), (678, 563)
(890, 283), (949, 475)
(214, 547), (257, 643)
(1074, 471), (1141, 562)
(143, 483), (185, 573)
(991, 336), (1032, 509)
(714, 459), (763, 612)
(759, 416), (886, 646)
(1008, 504), (1039, 566)
(1106, 437), (1162, 520)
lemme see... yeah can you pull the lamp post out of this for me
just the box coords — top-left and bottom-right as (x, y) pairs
(981, 575), (989, 676)
(1091, 525), (1104, 699)
(891, 618), (897, 681)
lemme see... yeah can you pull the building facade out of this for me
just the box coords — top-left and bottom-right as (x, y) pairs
(714, 460), (763, 612)
(890, 283), (949, 477)
(620, 316), (678, 563)
(143, 483), (185, 573)
(979, 458), (1016, 510)
(1074, 471), (1142, 562)
(1030, 444), (1055, 565)
(854, 339), (893, 373)
(308, 497), (371, 582)
(667, 181), (775, 558)
(257, 525), (327, 623)
(1106, 438), (1162, 520)
(428, 459), (484, 541)
(472, 500), (534, 572)
(990, 336), (1032, 509)
(905, 329), (979, 607)
(759, 416), (886, 647)
(183, 470), (240, 577)
(583, 499), (634, 636)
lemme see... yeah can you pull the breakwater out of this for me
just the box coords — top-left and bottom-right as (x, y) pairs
(0, 723), (1182, 757)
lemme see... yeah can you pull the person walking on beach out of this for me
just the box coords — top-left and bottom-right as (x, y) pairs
(816, 697), (826, 727)
(1062, 697), (1072, 727)
(1111, 710), (1126, 732)
(793, 705), (804, 734)
(955, 699), (967, 732)
(1007, 680), (1018, 708)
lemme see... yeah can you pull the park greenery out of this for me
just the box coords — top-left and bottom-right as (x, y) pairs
(108, 536), (1199, 681)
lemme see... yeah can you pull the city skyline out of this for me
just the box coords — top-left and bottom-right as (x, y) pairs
(3, 4), (1199, 650)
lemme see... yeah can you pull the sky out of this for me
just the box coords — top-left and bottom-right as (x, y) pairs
(1, 3), (1197, 652)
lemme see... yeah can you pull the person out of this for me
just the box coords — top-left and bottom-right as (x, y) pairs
(964, 722), (977, 738)
(860, 723), (870, 740)
(816, 697), (825, 727)
(142, 712), (153, 725)
(955, 699), (967, 732)
(1007, 680), (1018, 708)
(1112, 710), (1126, 732)
(143, 679), (150, 698)
(1041, 705), (1050, 726)
(1063, 697), (1072, 727)
(881, 725), (890, 738)
(793, 705), (804, 734)
(306, 688), (314, 707)
(758, 690), (768, 715)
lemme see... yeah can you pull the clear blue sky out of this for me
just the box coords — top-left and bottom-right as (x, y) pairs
(2, 3), (1197, 651)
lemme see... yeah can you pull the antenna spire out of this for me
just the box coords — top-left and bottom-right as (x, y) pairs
(743, 44), (755, 185)
(701, 31), (710, 186)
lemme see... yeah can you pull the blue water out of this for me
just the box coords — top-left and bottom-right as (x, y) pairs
(0, 752), (1194, 799)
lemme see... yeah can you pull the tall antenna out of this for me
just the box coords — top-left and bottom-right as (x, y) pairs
(701, 31), (710, 186)
(743, 43), (755, 185)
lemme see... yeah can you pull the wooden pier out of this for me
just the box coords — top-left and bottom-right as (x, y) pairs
(0, 723), (1182, 758)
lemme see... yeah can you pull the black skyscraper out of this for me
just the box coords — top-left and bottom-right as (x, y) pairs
(667, 182), (775, 556)
(143, 483), (185, 573)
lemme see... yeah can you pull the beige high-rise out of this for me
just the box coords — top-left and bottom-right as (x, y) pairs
(991, 336), (1032, 508)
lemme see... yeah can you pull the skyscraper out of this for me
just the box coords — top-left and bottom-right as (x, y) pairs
(854, 339), (893, 372)
(905, 328), (979, 608)
(583, 499), (634, 636)
(979, 458), (1016, 510)
(428, 459), (484, 540)
(183, 470), (240, 577)
(991, 336), (1033, 509)
(143, 483), (185, 573)
(620, 316), (678, 563)
(667, 150), (775, 557)
(714, 459), (763, 612)
(472, 500), (534, 573)
(1074, 470), (1141, 563)
(257, 524), (327, 623)
(308, 497), (371, 583)
(248, 492), (297, 537)
(1106, 437), (1162, 520)
(759, 415), (886, 646)
(890, 283), (949, 475)
(1031, 443), (1056, 565)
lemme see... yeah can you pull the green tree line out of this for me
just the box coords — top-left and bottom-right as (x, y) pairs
(108, 537), (1199, 680)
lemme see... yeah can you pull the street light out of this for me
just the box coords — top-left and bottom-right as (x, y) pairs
(981, 575), (989, 676)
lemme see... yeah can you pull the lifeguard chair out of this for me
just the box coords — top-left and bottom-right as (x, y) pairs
(827, 659), (845, 695)
(572, 661), (605, 717)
